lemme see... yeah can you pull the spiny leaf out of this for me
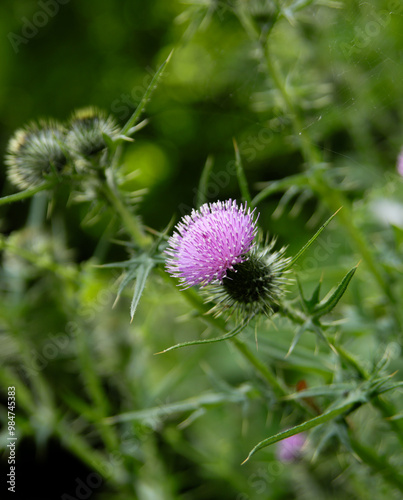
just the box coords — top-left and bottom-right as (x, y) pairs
(283, 383), (355, 400)
(104, 385), (253, 424)
(313, 265), (358, 318)
(130, 259), (155, 322)
(113, 267), (139, 308)
(307, 278), (322, 310)
(120, 50), (173, 138)
(155, 320), (251, 354)
(242, 398), (360, 464)
(285, 324), (305, 358)
(252, 172), (309, 208)
(233, 138), (252, 206)
(196, 155), (214, 208)
(284, 208), (342, 271)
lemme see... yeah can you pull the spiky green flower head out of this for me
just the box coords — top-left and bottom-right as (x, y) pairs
(66, 107), (119, 170)
(5, 120), (68, 190)
(206, 238), (291, 319)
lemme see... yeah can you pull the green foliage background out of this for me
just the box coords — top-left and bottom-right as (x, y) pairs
(0, 1), (403, 499)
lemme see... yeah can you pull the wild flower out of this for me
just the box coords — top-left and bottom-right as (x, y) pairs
(165, 199), (290, 319)
(397, 149), (403, 177)
(165, 199), (258, 288)
(276, 433), (306, 463)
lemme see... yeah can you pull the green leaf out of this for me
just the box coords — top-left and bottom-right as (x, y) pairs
(156, 320), (252, 354)
(284, 208), (342, 271)
(196, 155), (214, 208)
(372, 380), (403, 396)
(113, 267), (139, 308)
(104, 384), (253, 424)
(283, 383), (355, 400)
(251, 172), (309, 208)
(130, 258), (155, 322)
(306, 279), (322, 310)
(285, 324), (305, 358)
(312, 265), (358, 318)
(120, 50), (173, 138)
(242, 398), (360, 463)
(233, 138), (252, 206)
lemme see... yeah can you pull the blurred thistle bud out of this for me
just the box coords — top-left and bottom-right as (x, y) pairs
(240, 0), (277, 30)
(5, 120), (68, 190)
(397, 149), (403, 177)
(276, 433), (306, 463)
(66, 107), (120, 170)
(165, 199), (290, 321)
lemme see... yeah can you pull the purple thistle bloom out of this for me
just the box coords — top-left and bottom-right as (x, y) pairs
(165, 199), (258, 288)
(276, 433), (306, 463)
(397, 149), (403, 177)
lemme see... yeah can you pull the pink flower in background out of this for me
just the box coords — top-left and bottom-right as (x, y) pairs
(276, 433), (306, 463)
(397, 149), (403, 177)
(165, 199), (258, 288)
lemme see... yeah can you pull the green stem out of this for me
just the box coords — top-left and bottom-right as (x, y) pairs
(334, 344), (403, 448)
(263, 48), (321, 166)
(158, 271), (311, 414)
(75, 325), (120, 452)
(230, 336), (290, 399)
(261, 33), (400, 328)
(350, 437), (403, 493)
(55, 420), (125, 486)
(0, 181), (55, 206)
(101, 183), (151, 247)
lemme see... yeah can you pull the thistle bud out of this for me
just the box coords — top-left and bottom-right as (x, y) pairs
(5, 120), (67, 190)
(208, 240), (291, 319)
(66, 107), (119, 170)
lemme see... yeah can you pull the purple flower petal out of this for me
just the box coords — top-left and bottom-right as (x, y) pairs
(397, 149), (403, 177)
(276, 433), (306, 463)
(165, 199), (258, 288)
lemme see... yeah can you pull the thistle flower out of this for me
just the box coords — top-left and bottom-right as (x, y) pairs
(5, 120), (67, 190)
(276, 433), (306, 463)
(66, 107), (119, 169)
(165, 199), (290, 320)
(165, 199), (258, 288)
(397, 149), (403, 177)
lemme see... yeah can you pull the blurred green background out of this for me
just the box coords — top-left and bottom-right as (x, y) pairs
(1, 0), (403, 499)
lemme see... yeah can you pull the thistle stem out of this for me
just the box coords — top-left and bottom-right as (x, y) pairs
(350, 436), (403, 493)
(101, 182), (151, 247)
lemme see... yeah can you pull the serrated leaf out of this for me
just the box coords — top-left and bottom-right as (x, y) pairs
(313, 265), (358, 318)
(284, 208), (341, 271)
(233, 138), (252, 206)
(242, 398), (359, 464)
(130, 259), (155, 322)
(196, 155), (214, 208)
